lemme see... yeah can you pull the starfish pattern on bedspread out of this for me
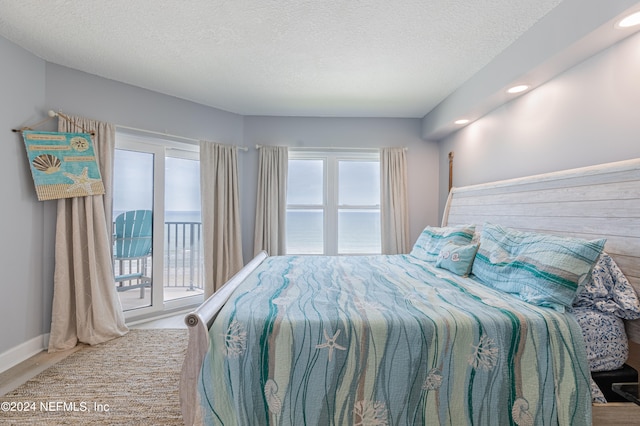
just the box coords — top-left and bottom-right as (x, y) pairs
(315, 329), (346, 362)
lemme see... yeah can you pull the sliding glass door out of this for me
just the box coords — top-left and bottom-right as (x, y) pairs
(163, 154), (203, 305)
(113, 133), (203, 319)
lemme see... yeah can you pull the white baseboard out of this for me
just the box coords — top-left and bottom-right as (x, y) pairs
(0, 333), (49, 374)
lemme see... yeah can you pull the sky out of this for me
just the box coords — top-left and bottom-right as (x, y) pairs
(113, 149), (201, 215)
(287, 159), (379, 206)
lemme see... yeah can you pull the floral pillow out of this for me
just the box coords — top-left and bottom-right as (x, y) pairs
(572, 306), (628, 372)
(573, 252), (640, 319)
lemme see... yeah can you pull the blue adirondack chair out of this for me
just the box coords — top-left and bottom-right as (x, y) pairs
(113, 209), (153, 298)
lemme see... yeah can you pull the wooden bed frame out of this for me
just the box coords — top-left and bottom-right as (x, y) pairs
(180, 158), (640, 425)
(442, 158), (640, 425)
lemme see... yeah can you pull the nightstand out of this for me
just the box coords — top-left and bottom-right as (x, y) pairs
(612, 382), (640, 405)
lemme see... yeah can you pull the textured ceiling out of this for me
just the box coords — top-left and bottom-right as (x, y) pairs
(0, 0), (564, 117)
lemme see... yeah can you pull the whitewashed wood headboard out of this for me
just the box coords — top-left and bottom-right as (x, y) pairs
(442, 158), (640, 350)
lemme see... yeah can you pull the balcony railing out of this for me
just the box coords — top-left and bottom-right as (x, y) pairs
(164, 221), (203, 291)
(113, 221), (204, 293)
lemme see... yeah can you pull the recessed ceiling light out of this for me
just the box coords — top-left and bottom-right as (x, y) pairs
(617, 11), (640, 28)
(506, 85), (529, 94)
(454, 119), (470, 125)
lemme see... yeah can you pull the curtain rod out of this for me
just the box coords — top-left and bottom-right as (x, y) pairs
(12, 110), (95, 135)
(46, 110), (248, 151)
(255, 144), (407, 152)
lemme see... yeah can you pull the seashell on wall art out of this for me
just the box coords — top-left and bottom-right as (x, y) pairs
(32, 154), (61, 174)
(70, 136), (90, 152)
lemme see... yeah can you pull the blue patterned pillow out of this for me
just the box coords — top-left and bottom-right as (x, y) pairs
(573, 253), (640, 319)
(436, 242), (479, 276)
(410, 225), (475, 262)
(472, 223), (606, 311)
(572, 306), (628, 372)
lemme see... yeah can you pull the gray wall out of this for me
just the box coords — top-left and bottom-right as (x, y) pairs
(1, 44), (438, 361)
(421, 0), (640, 140)
(45, 64), (245, 147)
(0, 37), (49, 356)
(438, 30), (640, 220)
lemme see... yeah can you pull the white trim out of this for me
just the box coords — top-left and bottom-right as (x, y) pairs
(116, 130), (199, 153)
(116, 127), (248, 152)
(256, 144), (406, 153)
(117, 124), (201, 145)
(0, 333), (48, 374)
(288, 149), (381, 159)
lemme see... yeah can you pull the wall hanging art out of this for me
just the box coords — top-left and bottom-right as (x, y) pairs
(22, 130), (104, 200)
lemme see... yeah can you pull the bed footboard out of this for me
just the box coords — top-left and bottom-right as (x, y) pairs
(179, 251), (268, 426)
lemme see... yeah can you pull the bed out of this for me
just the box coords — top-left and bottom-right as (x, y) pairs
(180, 158), (640, 425)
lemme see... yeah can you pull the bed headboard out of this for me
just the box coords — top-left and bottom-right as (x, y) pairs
(442, 158), (640, 351)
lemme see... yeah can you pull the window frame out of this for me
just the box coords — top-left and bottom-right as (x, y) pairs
(114, 131), (203, 319)
(286, 149), (381, 255)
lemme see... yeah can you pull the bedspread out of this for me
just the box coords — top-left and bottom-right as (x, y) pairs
(198, 255), (591, 425)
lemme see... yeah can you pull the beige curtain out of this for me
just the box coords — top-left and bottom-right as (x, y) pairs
(253, 146), (288, 256)
(49, 116), (128, 352)
(200, 142), (244, 297)
(380, 147), (410, 254)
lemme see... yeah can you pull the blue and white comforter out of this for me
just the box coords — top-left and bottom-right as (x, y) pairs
(198, 255), (591, 425)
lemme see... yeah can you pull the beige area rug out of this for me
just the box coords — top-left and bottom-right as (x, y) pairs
(1, 329), (188, 425)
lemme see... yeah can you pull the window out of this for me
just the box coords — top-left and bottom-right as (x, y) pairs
(286, 150), (381, 255)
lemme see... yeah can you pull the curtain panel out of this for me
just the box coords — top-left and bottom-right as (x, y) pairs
(254, 145), (288, 256)
(49, 116), (128, 352)
(380, 147), (410, 255)
(200, 142), (244, 297)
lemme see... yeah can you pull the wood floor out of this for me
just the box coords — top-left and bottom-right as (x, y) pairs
(0, 313), (186, 396)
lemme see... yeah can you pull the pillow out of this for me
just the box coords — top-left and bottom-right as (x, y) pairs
(573, 252), (640, 319)
(410, 225), (475, 262)
(572, 306), (628, 372)
(471, 223), (605, 311)
(436, 242), (478, 276)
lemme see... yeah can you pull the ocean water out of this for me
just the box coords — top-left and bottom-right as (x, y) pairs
(286, 210), (381, 255)
(114, 210), (381, 255)
(165, 210), (202, 223)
